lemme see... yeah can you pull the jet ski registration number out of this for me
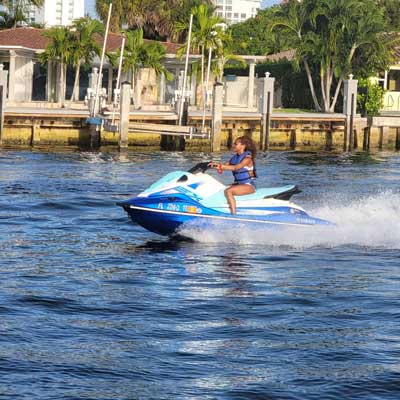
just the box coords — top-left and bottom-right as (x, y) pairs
(158, 203), (202, 214)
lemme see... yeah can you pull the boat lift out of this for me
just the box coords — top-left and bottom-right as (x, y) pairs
(103, 118), (207, 139)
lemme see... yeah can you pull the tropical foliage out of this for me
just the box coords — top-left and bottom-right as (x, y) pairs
(229, 6), (291, 56)
(357, 78), (385, 116)
(270, 0), (396, 112)
(39, 26), (75, 105)
(95, 0), (212, 41)
(379, 0), (400, 31)
(69, 17), (104, 101)
(39, 18), (104, 105)
(175, 3), (227, 103)
(115, 28), (173, 107)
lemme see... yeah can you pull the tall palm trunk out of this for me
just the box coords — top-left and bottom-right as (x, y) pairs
(58, 61), (65, 105)
(303, 60), (322, 112)
(70, 62), (81, 102)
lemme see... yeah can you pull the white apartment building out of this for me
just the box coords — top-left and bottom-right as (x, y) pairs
(24, 0), (84, 26)
(214, 0), (261, 25)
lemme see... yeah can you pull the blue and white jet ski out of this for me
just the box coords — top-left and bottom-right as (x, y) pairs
(118, 162), (331, 236)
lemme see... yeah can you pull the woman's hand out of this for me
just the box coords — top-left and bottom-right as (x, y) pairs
(208, 161), (223, 174)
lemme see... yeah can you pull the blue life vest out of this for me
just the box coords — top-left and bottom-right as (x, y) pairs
(229, 150), (256, 184)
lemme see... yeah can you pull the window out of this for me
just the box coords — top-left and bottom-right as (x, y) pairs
(388, 70), (400, 91)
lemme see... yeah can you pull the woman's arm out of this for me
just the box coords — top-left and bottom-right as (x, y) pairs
(218, 156), (252, 171)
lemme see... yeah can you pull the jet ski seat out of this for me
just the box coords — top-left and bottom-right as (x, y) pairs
(201, 185), (300, 207)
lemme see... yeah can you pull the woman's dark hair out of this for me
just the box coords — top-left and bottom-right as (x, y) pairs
(236, 136), (257, 159)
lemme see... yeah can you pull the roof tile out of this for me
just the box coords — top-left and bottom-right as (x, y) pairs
(0, 27), (180, 54)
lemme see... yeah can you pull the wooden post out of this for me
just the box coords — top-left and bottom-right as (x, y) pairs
(326, 129), (333, 150)
(30, 120), (40, 146)
(289, 129), (296, 149)
(353, 127), (358, 149)
(363, 126), (371, 150)
(348, 93), (355, 151)
(343, 75), (358, 151)
(378, 126), (385, 150)
(396, 127), (400, 151)
(0, 86), (3, 145)
(0, 64), (8, 145)
(211, 82), (223, 152)
(247, 60), (256, 109)
(119, 81), (131, 148)
(259, 72), (274, 151)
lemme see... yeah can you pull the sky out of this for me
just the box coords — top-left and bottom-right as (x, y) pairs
(261, 0), (281, 8)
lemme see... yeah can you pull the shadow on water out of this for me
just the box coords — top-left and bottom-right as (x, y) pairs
(132, 237), (194, 253)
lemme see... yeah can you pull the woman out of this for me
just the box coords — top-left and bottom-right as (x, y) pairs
(209, 136), (257, 214)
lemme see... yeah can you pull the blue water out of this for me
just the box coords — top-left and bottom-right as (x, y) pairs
(1, 148), (400, 400)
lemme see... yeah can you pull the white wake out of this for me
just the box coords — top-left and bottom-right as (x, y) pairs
(179, 191), (400, 249)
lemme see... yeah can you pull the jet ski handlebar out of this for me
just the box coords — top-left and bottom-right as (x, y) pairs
(188, 161), (212, 174)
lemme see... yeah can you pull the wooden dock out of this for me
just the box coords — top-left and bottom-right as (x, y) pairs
(1, 106), (400, 151)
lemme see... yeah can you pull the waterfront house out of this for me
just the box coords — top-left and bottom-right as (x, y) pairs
(0, 27), (267, 111)
(375, 45), (400, 113)
(0, 27), (199, 108)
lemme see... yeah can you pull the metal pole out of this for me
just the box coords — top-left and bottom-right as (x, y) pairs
(349, 93), (355, 151)
(115, 37), (126, 99)
(201, 47), (212, 133)
(264, 91), (271, 151)
(178, 14), (193, 126)
(112, 36), (126, 126)
(93, 3), (112, 117)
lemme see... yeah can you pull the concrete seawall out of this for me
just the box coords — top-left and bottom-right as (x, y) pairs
(1, 108), (400, 151)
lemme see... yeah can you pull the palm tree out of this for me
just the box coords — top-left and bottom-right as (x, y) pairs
(39, 26), (74, 105)
(69, 17), (104, 101)
(272, 0), (391, 112)
(271, 0), (321, 110)
(95, 0), (212, 41)
(96, 0), (124, 33)
(0, 11), (18, 29)
(118, 28), (172, 107)
(176, 3), (225, 104)
(212, 33), (246, 81)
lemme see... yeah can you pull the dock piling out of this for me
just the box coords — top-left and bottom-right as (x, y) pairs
(0, 86), (3, 145)
(119, 81), (131, 148)
(259, 72), (274, 151)
(343, 75), (358, 151)
(0, 64), (8, 145)
(211, 82), (223, 152)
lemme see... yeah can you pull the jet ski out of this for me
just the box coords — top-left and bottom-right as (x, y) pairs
(118, 162), (332, 236)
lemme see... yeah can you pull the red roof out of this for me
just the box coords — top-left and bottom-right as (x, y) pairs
(0, 27), (181, 54)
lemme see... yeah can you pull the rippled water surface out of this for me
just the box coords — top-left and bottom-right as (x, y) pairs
(1, 148), (400, 400)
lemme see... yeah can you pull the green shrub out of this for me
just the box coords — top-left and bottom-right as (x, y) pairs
(357, 78), (385, 116)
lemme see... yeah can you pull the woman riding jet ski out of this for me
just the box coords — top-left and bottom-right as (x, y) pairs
(209, 135), (258, 215)
(117, 153), (332, 237)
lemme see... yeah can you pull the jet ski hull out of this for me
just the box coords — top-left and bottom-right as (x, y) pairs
(120, 198), (331, 237)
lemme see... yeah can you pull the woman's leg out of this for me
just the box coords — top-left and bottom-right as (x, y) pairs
(224, 184), (255, 214)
